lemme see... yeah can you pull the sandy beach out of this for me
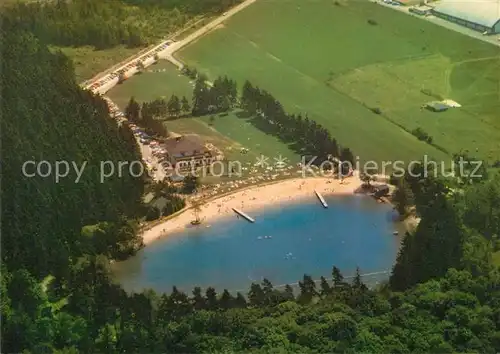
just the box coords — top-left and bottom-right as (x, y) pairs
(142, 174), (363, 245)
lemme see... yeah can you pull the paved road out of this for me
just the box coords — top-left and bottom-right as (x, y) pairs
(80, 18), (206, 88)
(85, 0), (257, 95)
(161, 0), (258, 68)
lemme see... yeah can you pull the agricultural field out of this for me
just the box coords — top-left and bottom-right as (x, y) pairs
(175, 0), (500, 165)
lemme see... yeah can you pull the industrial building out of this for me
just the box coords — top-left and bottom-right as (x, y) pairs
(431, 0), (500, 34)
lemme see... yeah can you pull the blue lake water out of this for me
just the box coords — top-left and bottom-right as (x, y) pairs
(113, 195), (403, 294)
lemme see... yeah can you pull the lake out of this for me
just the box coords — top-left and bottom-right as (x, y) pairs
(113, 195), (403, 294)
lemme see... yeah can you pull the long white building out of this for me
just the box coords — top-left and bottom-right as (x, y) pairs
(432, 0), (500, 34)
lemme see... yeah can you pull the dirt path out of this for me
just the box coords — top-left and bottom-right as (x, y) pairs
(452, 55), (500, 67)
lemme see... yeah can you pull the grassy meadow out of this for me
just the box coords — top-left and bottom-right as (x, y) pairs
(108, 61), (194, 109)
(175, 0), (499, 164)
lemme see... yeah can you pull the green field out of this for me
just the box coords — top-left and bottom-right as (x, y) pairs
(108, 61), (194, 109)
(175, 0), (500, 164)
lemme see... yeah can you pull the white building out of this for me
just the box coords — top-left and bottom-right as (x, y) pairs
(432, 0), (500, 34)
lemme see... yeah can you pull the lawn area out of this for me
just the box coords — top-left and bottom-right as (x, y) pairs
(165, 112), (301, 166)
(161, 112), (301, 183)
(176, 0), (500, 165)
(107, 61), (194, 109)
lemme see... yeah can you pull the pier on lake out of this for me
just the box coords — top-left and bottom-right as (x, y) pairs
(314, 190), (328, 208)
(232, 208), (255, 223)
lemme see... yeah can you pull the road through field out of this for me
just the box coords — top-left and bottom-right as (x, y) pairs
(84, 0), (258, 94)
(161, 0), (258, 68)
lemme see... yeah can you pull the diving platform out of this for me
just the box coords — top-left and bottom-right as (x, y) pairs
(315, 190), (328, 208)
(232, 208), (255, 223)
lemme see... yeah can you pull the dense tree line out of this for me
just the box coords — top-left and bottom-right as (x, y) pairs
(3, 0), (148, 49)
(390, 162), (498, 291)
(181, 64), (199, 80)
(191, 74), (238, 116)
(412, 127), (433, 144)
(121, 0), (243, 15)
(190, 75), (355, 169)
(3, 262), (500, 353)
(3, 16), (500, 354)
(80, 218), (143, 260)
(240, 80), (355, 168)
(1, 25), (145, 279)
(125, 96), (185, 134)
(125, 97), (168, 136)
(2, 0), (242, 50)
(145, 180), (187, 221)
(126, 95), (190, 135)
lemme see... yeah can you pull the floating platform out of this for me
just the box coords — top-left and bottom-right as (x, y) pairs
(232, 208), (255, 223)
(314, 190), (328, 208)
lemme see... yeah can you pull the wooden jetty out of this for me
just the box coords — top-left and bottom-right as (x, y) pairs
(232, 208), (255, 223)
(314, 190), (328, 208)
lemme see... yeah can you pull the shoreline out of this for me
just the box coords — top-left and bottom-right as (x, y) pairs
(142, 175), (364, 245)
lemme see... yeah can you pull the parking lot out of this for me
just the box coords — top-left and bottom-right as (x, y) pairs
(102, 96), (168, 182)
(86, 40), (174, 95)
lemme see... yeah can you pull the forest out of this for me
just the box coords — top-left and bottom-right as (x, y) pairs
(2, 8), (500, 354)
(2, 0), (243, 49)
